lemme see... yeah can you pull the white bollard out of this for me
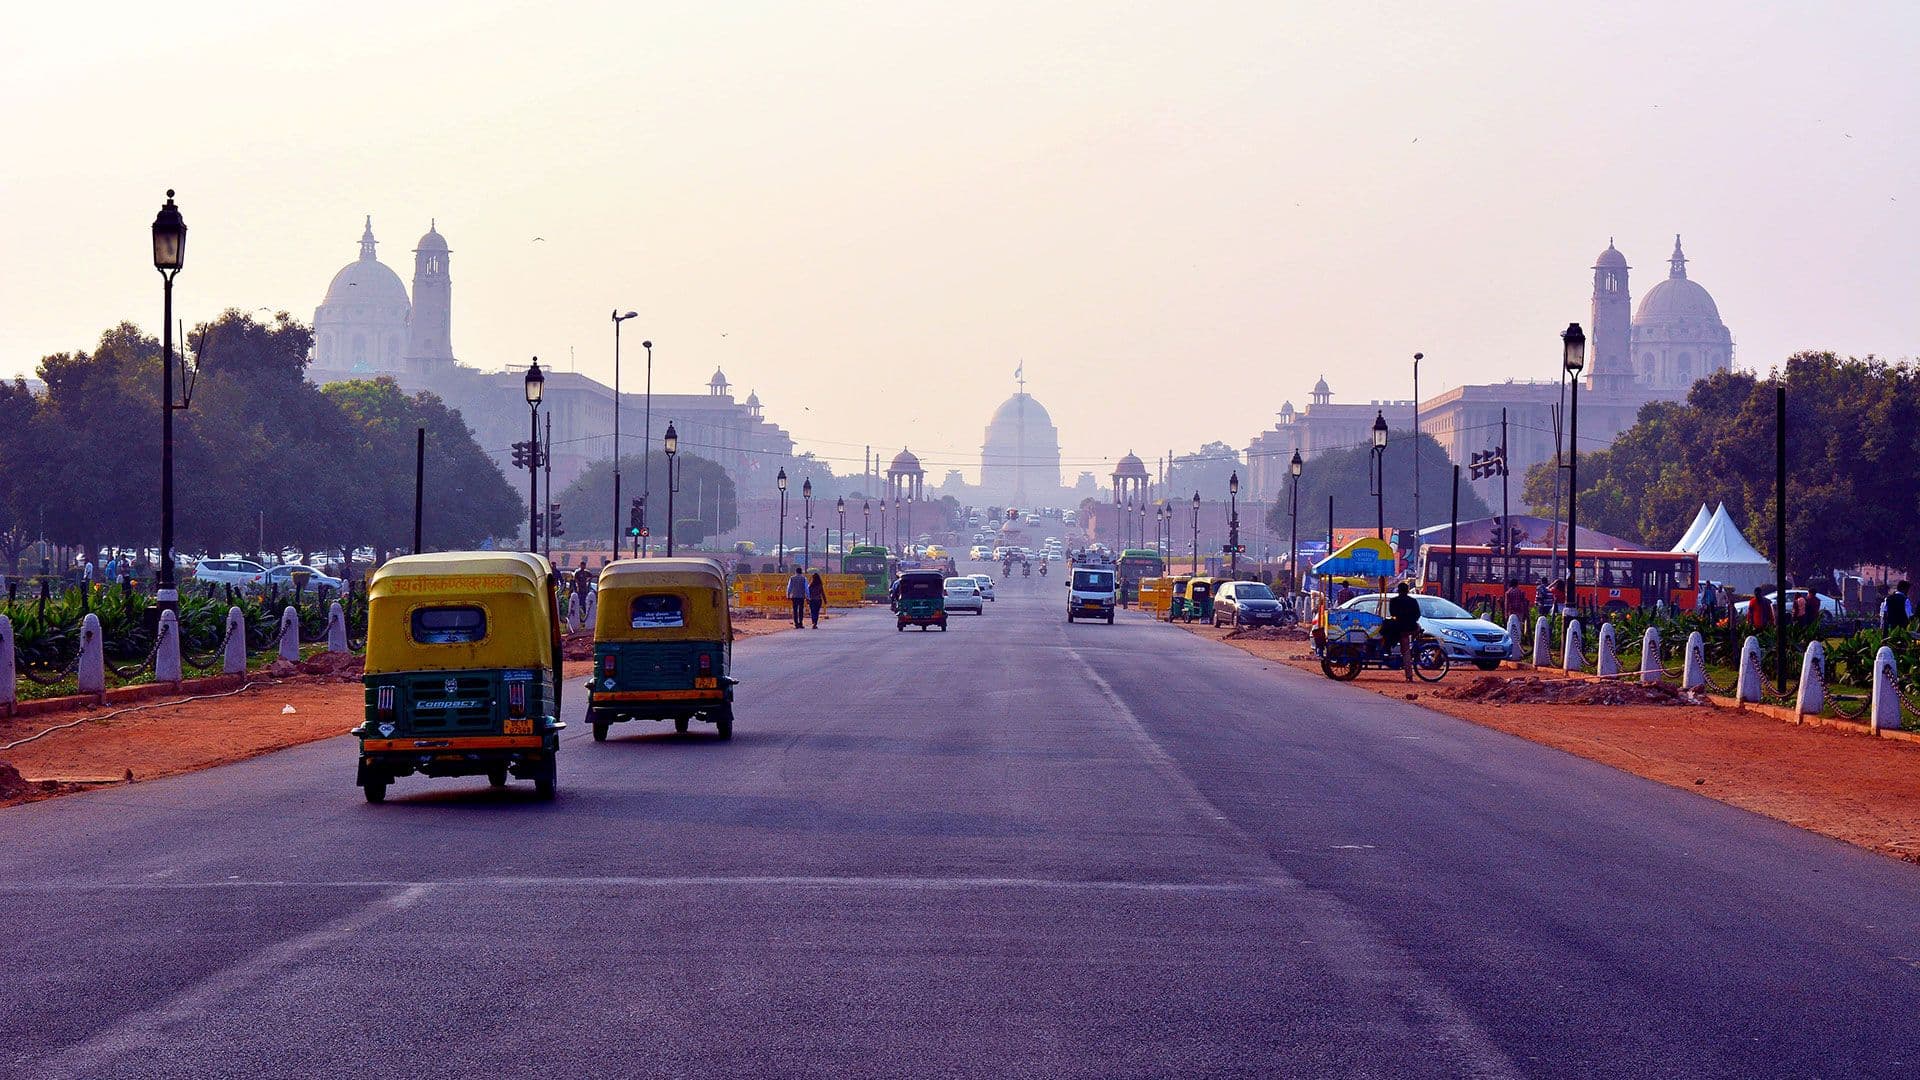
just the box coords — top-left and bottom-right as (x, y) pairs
(1532, 616), (1552, 667)
(1640, 627), (1663, 685)
(1796, 640), (1825, 720)
(326, 601), (348, 653)
(278, 606), (301, 662)
(0, 614), (15, 715)
(1506, 615), (1525, 661)
(224, 606), (248, 675)
(155, 609), (183, 684)
(1682, 632), (1707, 690)
(1736, 635), (1763, 703)
(1870, 646), (1902, 733)
(1562, 619), (1584, 673)
(77, 613), (105, 694)
(1597, 623), (1619, 677)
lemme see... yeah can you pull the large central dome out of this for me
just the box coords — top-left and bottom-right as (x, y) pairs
(991, 393), (1053, 428)
(981, 391), (1062, 502)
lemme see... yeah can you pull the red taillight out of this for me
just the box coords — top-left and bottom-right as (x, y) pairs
(376, 685), (395, 718)
(698, 654), (713, 673)
(508, 682), (527, 718)
(601, 654), (617, 677)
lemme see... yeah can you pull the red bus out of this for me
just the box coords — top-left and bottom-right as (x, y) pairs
(1418, 544), (1699, 613)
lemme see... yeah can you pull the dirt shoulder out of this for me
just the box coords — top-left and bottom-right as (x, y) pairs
(1174, 621), (1920, 864)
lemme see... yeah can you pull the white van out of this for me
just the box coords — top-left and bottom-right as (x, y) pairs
(1066, 566), (1116, 624)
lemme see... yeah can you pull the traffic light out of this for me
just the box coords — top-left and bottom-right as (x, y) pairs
(511, 441), (529, 469)
(629, 497), (643, 533)
(532, 512), (544, 537)
(547, 503), (565, 538)
(1468, 446), (1509, 481)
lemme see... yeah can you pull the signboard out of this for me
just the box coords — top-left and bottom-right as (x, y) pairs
(731, 572), (869, 612)
(1136, 577), (1171, 616)
(1312, 537), (1398, 583)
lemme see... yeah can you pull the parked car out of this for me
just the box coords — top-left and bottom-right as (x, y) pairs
(262, 563), (345, 593)
(192, 558), (267, 587)
(1731, 589), (1840, 624)
(1212, 580), (1287, 627)
(968, 574), (996, 601)
(1336, 593), (1512, 669)
(944, 577), (985, 614)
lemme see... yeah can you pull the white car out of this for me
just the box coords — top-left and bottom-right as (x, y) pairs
(944, 577), (985, 614)
(969, 574), (996, 601)
(262, 564), (346, 592)
(193, 558), (267, 587)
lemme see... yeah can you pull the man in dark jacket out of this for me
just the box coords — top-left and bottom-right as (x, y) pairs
(786, 569), (808, 629)
(1385, 581), (1424, 682)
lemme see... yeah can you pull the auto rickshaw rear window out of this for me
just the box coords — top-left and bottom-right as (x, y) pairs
(411, 605), (487, 644)
(630, 594), (686, 628)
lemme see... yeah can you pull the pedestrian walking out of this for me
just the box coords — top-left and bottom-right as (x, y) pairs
(1502, 578), (1528, 624)
(1749, 586), (1774, 630)
(786, 567), (808, 629)
(1881, 580), (1913, 634)
(807, 572), (825, 628)
(1696, 580), (1718, 621)
(1533, 577), (1550, 618)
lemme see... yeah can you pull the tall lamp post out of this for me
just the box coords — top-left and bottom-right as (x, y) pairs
(1190, 491), (1201, 574)
(802, 478), (813, 570)
(1368, 411), (1389, 541)
(1227, 472), (1241, 577)
(1561, 323), (1587, 615)
(863, 499), (871, 550)
(641, 339), (654, 556)
(150, 191), (187, 613)
(905, 494), (914, 556)
(525, 360), (545, 553)
(663, 422), (679, 556)
(1155, 505), (1165, 562)
(837, 497), (847, 572)
(1288, 450), (1303, 599)
(611, 311), (638, 558)
(776, 468), (788, 570)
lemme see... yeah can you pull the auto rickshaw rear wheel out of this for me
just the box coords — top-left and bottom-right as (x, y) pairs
(712, 705), (734, 741)
(674, 716), (690, 734)
(534, 758), (557, 800)
(592, 720), (610, 742)
(363, 778), (387, 803)
(1320, 657), (1362, 681)
(488, 764), (508, 787)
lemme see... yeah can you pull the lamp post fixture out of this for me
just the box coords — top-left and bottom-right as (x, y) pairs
(1368, 410), (1389, 541)
(662, 422), (679, 556)
(611, 311), (638, 558)
(150, 190), (187, 613)
(863, 499), (871, 551)
(1561, 322), (1587, 615)
(1155, 505), (1165, 562)
(802, 478), (813, 571)
(641, 339), (654, 556)
(892, 496), (901, 554)
(1191, 491), (1201, 574)
(1288, 449), (1303, 600)
(905, 493), (914, 556)
(837, 497), (847, 572)
(525, 360), (545, 554)
(1228, 471), (1241, 577)
(776, 468), (788, 570)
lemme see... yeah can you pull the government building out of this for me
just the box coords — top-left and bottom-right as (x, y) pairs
(307, 217), (796, 494)
(1246, 237), (1734, 517)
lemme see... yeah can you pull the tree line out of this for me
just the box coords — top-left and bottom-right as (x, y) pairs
(0, 311), (522, 578)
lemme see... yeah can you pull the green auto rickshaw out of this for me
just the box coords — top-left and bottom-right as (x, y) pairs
(893, 568), (948, 631)
(1166, 575), (1193, 622)
(1185, 577), (1217, 624)
(587, 557), (736, 741)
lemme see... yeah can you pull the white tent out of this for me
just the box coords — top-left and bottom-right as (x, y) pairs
(1672, 504), (1712, 553)
(1691, 503), (1773, 592)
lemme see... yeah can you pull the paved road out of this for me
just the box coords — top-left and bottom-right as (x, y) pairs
(2, 576), (1917, 1078)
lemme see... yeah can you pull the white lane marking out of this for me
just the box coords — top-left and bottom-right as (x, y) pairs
(31, 883), (433, 1079)
(0, 875), (1286, 894)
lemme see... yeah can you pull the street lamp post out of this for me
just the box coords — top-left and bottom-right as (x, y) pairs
(663, 422), (679, 556)
(863, 500), (871, 551)
(1191, 491), (1201, 574)
(150, 190), (187, 613)
(1155, 506), (1165, 562)
(1288, 450), (1303, 601)
(642, 340), (654, 556)
(905, 494), (914, 556)
(1228, 472), (1241, 577)
(802, 478), (813, 570)
(1368, 411), (1389, 541)
(1561, 323), (1587, 615)
(837, 497), (846, 572)
(776, 468), (788, 570)
(611, 311), (638, 559)
(525, 360), (545, 554)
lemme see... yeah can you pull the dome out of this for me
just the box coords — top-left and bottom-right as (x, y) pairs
(1113, 451), (1148, 478)
(990, 392), (1052, 428)
(324, 217), (409, 307)
(1593, 240), (1628, 269)
(745, 390), (761, 407)
(1312, 376), (1331, 395)
(709, 368), (729, 387)
(889, 448), (921, 473)
(415, 220), (448, 252)
(1634, 237), (1721, 324)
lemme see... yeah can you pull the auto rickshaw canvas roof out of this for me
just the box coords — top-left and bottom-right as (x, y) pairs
(368, 551), (551, 596)
(599, 557), (727, 589)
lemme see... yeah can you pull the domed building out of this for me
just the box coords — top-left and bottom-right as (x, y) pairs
(980, 388), (1062, 502)
(312, 217), (458, 382)
(1630, 235), (1733, 393)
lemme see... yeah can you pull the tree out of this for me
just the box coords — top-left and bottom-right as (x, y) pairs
(0, 378), (45, 577)
(1265, 431), (1489, 538)
(553, 452), (737, 550)
(1167, 442), (1241, 498)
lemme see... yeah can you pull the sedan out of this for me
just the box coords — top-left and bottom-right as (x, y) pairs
(968, 574), (996, 601)
(944, 577), (985, 614)
(262, 563), (346, 592)
(1212, 581), (1286, 627)
(1338, 593), (1513, 669)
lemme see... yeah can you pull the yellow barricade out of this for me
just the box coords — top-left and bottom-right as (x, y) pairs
(1137, 577), (1171, 616)
(732, 572), (869, 611)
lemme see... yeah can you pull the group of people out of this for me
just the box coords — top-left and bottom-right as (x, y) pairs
(785, 568), (827, 629)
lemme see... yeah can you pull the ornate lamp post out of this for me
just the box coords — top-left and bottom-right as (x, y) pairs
(776, 468), (788, 570)
(1368, 410), (1389, 541)
(151, 191), (187, 613)
(641, 339), (654, 556)
(863, 499), (871, 550)
(836, 496), (846, 572)
(663, 422), (680, 556)
(892, 496), (901, 554)
(1190, 491), (1201, 574)
(905, 493), (914, 556)
(802, 478), (813, 570)
(1155, 505), (1166, 562)
(1561, 322), (1587, 615)
(1228, 471), (1241, 576)
(1288, 449), (1303, 599)
(611, 311), (638, 557)
(525, 360), (545, 554)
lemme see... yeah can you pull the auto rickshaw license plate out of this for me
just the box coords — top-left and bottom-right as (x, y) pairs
(695, 676), (717, 689)
(503, 717), (533, 735)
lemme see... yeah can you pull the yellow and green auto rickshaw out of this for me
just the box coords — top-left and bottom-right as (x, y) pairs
(1184, 577), (1216, 624)
(1165, 575), (1193, 621)
(588, 557), (736, 741)
(354, 551), (565, 803)
(892, 568), (949, 631)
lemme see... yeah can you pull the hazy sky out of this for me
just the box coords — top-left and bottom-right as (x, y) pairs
(5, 1), (1915, 483)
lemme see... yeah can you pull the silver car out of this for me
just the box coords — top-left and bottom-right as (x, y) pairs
(968, 574), (996, 601)
(1338, 593), (1512, 670)
(944, 577), (985, 614)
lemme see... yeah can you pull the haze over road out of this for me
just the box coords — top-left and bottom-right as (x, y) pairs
(3, 580), (1916, 1078)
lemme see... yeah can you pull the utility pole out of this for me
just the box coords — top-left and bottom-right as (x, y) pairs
(413, 427), (425, 554)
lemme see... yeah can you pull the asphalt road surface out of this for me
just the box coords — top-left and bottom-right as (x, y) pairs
(3, 575), (1917, 1078)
